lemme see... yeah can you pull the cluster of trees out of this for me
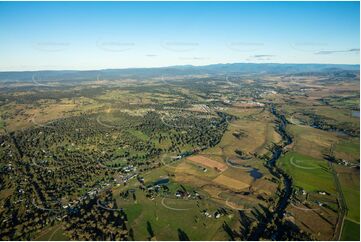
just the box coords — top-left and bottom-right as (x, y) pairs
(300, 111), (359, 137)
(63, 191), (128, 240)
(0, 102), (232, 240)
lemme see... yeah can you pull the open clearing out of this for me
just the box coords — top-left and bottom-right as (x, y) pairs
(212, 174), (250, 191)
(187, 155), (227, 172)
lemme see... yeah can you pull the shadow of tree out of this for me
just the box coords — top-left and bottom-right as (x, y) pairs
(146, 221), (154, 239)
(177, 228), (190, 241)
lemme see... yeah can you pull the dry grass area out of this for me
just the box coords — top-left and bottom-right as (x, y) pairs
(287, 205), (338, 240)
(252, 179), (278, 196)
(2, 97), (104, 131)
(174, 172), (212, 188)
(287, 124), (339, 159)
(186, 155), (227, 172)
(5, 103), (76, 131)
(204, 119), (282, 158)
(174, 161), (219, 179)
(221, 168), (253, 185)
(212, 174), (250, 191)
(223, 107), (263, 118)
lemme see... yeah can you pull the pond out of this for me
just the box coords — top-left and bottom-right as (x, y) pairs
(249, 168), (263, 180)
(154, 178), (169, 186)
(351, 111), (360, 118)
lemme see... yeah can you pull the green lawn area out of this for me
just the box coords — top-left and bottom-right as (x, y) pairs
(114, 147), (127, 156)
(278, 151), (336, 193)
(341, 219), (360, 241)
(128, 129), (149, 141)
(113, 185), (236, 240)
(104, 157), (128, 167)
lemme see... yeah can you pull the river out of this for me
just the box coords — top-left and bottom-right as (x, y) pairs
(248, 105), (293, 240)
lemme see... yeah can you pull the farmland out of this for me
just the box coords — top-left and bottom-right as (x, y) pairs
(0, 65), (359, 240)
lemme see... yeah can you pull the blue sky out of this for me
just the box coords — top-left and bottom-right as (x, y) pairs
(0, 1), (359, 71)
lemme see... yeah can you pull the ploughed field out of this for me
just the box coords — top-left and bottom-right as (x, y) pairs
(0, 70), (359, 240)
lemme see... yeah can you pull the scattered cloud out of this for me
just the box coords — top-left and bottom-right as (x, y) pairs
(179, 56), (209, 60)
(246, 54), (275, 61)
(315, 48), (360, 55)
(252, 54), (275, 58)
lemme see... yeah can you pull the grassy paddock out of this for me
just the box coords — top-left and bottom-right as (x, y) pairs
(278, 151), (336, 193)
(341, 219), (360, 241)
(115, 190), (235, 240)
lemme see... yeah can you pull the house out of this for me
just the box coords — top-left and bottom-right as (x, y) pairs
(316, 201), (324, 207)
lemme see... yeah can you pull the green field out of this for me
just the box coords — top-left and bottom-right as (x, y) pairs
(336, 166), (360, 223)
(278, 151), (336, 193)
(341, 219), (360, 241)
(343, 185), (360, 223)
(113, 190), (236, 240)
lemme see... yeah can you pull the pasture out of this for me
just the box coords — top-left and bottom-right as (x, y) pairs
(278, 151), (336, 194)
(335, 165), (360, 222)
(341, 219), (360, 241)
(112, 188), (237, 240)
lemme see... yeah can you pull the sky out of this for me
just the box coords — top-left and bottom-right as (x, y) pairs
(0, 1), (359, 71)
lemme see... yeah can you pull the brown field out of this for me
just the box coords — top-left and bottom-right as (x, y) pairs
(287, 205), (338, 240)
(221, 168), (254, 185)
(174, 173), (212, 188)
(175, 161), (219, 179)
(251, 179), (278, 196)
(288, 124), (339, 159)
(187, 155), (227, 172)
(204, 119), (282, 158)
(212, 174), (250, 191)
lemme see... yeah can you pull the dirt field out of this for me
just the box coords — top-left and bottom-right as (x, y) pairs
(287, 205), (338, 240)
(187, 155), (227, 172)
(175, 161), (219, 179)
(212, 174), (250, 191)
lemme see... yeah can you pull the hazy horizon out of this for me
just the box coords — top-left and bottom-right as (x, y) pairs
(0, 61), (360, 73)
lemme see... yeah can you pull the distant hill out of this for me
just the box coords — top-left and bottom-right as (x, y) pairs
(0, 63), (359, 82)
